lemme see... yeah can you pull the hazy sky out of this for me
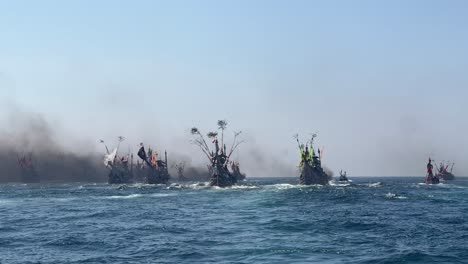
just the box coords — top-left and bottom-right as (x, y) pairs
(1, 0), (467, 176)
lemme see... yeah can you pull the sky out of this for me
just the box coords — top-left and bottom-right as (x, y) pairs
(1, 0), (467, 176)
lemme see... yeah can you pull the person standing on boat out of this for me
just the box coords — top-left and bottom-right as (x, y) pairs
(304, 146), (311, 165)
(426, 158), (434, 183)
(298, 144), (305, 167)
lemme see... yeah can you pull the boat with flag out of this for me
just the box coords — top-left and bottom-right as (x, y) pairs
(101, 137), (133, 184)
(425, 158), (440, 184)
(295, 133), (329, 185)
(137, 143), (170, 184)
(190, 120), (245, 187)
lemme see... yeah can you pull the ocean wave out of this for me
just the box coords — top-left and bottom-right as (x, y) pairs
(264, 183), (301, 190)
(385, 192), (407, 199)
(105, 194), (144, 199)
(0, 199), (16, 206)
(52, 197), (78, 202)
(163, 182), (210, 190)
(330, 181), (351, 187)
(438, 183), (468, 189)
(148, 193), (177, 197)
(102, 193), (177, 199)
(366, 182), (383, 187)
(228, 185), (259, 190)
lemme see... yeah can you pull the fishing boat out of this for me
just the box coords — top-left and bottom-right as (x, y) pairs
(101, 137), (133, 184)
(231, 161), (246, 182)
(436, 161), (455, 181)
(338, 170), (349, 182)
(295, 134), (329, 185)
(137, 144), (170, 184)
(191, 120), (244, 187)
(425, 158), (440, 184)
(18, 153), (40, 183)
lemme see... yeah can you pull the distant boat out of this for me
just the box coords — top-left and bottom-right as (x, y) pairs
(296, 134), (329, 185)
(425, 158), (440, 185)
(102, 137), (133, 184)
(18, 154), (40, 183)
(190, 120), (244, 187)
(137, 144), (170, 184)
(338, 170), (349, 182)
(436, 162), (455, 181)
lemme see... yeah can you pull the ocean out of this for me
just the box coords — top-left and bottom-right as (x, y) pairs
(1, 177), (467, 263)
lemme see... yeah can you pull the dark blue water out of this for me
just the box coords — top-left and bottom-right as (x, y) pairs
(1, 177), (468, 263)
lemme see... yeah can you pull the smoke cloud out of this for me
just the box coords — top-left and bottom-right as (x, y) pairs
(0, 109), (107, 182)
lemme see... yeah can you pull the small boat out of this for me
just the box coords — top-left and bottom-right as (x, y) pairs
(338, 170), (349, 182)
(436, 162), (455, 181)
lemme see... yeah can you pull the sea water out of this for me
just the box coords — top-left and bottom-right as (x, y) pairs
(1, 177), (467, 263)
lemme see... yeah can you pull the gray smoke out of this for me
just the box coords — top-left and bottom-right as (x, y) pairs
(239, 147), (297, 178)
(167, 153), (211, 181)
(0, 107), (335, 183)
(0, 110), (106, 182)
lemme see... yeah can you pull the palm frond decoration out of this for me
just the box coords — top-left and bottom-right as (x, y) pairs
(218, 120), (227, 130)
(207, 132), (218, 138)
(191, 127), (199, 135)
(190, 120), (244, 165)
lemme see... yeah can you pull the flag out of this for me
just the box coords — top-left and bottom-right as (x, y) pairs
(104, 148), (117, 167)
(137, 146), (147, 161)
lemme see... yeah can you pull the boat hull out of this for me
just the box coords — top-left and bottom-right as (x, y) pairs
(146, 167), (170, 184)
(108, 165), (133, 184)
(300, 163), (329, 185)
(209, 166), (237, 187)
(438, 172), (455, 181)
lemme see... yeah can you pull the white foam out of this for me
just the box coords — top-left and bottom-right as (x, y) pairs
(148, 193), (176, 197)
(105, 194), (143, 199)
(0, 199), (15, 206)
(103, 192), (177, 199)
(53, 197), (78, 202)
(367, 182), (383, 187)
(264, 183), (302, 190)
(385, 192), (407, 199)
(330, 181), (351, 187)
(229, 185), (259, 190)
(435, 183), (468, 189)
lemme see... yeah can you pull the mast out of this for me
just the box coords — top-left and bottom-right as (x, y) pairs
(165, 150), (168, 173)
(130, 153), (134, 176)
(114, 136), (125, 164)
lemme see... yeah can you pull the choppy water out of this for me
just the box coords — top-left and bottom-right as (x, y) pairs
(1, 177), (468, 263)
